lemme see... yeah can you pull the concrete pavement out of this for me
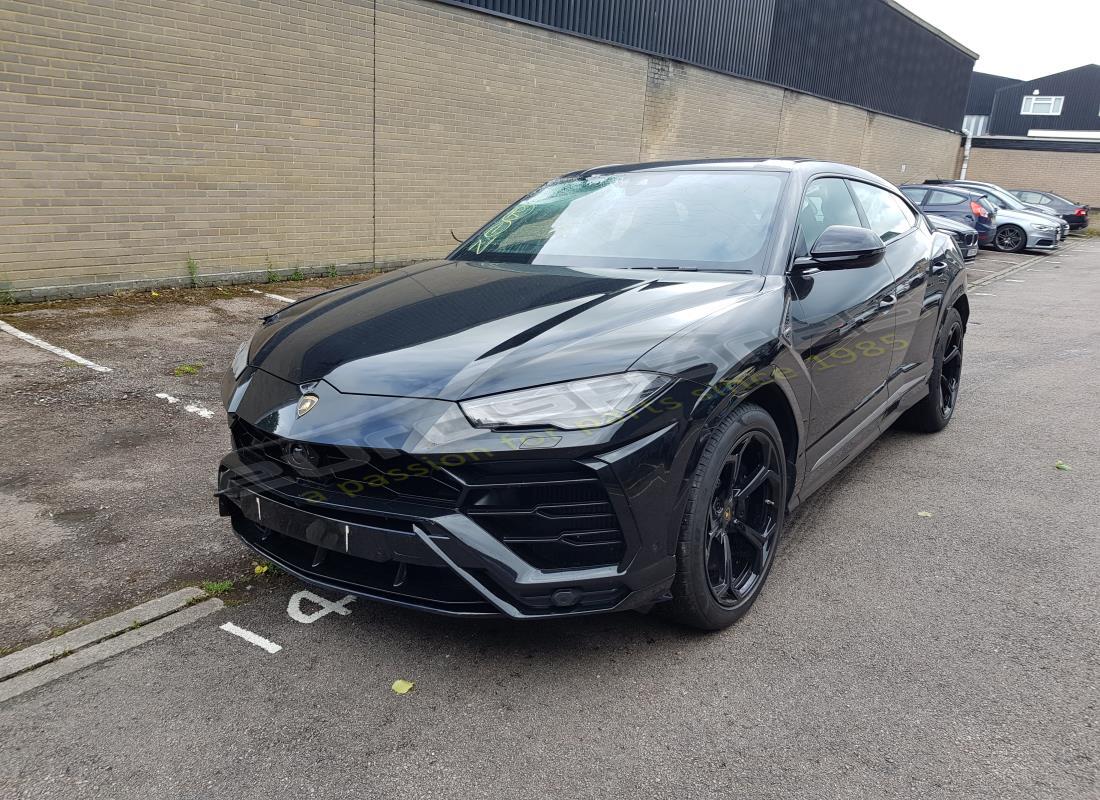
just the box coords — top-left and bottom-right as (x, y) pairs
(1, 242), (1097, 799)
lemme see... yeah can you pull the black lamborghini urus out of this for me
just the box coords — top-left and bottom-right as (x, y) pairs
(217, 158), (967, 630)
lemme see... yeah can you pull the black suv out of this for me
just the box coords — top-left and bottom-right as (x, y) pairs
(218, 159), (967, 630)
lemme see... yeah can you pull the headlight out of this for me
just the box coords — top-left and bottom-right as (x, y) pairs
(231, 339), (251, 379)
(459, 372), (672, 430)
(1032, 223), (1055, 232)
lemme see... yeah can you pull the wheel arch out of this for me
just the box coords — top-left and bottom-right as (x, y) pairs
(735, 382), (799, 503)
(952, 293), (970, 330)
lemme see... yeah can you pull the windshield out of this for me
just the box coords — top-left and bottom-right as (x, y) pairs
(452, 170), (787, 272)
(978, 184), (1030, 211)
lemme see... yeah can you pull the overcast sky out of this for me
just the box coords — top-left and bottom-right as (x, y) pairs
(894, 0), (1100, 79)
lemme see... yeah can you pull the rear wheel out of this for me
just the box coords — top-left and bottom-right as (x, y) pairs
(901, 307), (964, 433)
(665, 403), (785, 630)
(994, 224), (1026, 253)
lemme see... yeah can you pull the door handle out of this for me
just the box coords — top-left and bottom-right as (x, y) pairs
(930, 258), (948, 275)
(878, 294), (897, 310)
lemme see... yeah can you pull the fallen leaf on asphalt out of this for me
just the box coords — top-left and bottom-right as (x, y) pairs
(1055, 461), (1072, 471)
(150, 291), (160, 297)
(254, 563), (269, 575)
(391, 679), (415, 695)
(917, 511), (933, 518)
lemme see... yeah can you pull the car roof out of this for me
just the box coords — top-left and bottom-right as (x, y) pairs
(903, 183), (985, 198)
(564, 158), (897, 189)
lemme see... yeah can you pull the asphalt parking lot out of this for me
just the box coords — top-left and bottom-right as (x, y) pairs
(1, 241), (1097, 798)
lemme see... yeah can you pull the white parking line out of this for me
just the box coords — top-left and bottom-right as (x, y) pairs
(0, 319), (112, 372)
(219, 622), (282, 653)
(1005, 279), (1026, 283)
(155, 392), (215, 419)
(972, 292), (997, 296)
(247, 288), (294, 303)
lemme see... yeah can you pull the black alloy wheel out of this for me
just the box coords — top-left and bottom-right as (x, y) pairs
(939, 319), (963, 418)
(901, 306), (964, 433)
(994, 225), (1026, 253)
(704, 431), (782, 607)
(665, 402), (786, 630)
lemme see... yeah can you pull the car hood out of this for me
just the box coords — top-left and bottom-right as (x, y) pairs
(926, 215), (976, 234)
(247, 260), (764, 400)
(997, 208), (1060, 227)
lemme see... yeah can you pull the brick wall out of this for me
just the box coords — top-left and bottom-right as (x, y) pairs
(373, 0), (646, 264)
(1, 0), (965, 299)
(965, 146), (1100, 208)
(1, 0), (376, 296)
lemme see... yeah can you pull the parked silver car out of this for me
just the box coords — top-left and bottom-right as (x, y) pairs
(926, 179), (1068, 252)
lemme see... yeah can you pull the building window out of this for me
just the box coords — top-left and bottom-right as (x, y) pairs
(962, 115), (989, 135)
(1020, 95), (1064, 115)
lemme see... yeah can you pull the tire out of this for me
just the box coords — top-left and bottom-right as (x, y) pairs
(901, 307), (964, 433)
(994, 224), (1026, 253)
(664, 402), (786, 630)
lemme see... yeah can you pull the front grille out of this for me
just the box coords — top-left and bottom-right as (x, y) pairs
(233, 514), (496, 614)
(453, 460), (625, 570)
(232, 420), (461, 507)
(231, 422), (626, 571)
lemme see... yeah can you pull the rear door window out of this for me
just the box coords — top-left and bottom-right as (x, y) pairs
(928, 190), (966, 206)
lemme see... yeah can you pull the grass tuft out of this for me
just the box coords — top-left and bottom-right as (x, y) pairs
(201, 580), (233, 596)
(173, 363), (203, 376)
(186, 255), (200, 288)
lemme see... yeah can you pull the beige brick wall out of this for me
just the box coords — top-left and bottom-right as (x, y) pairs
(777, 91), (869, 166)
(638, 60), (783, 161)
(1, 0), (375, 293)
(0, 0), (966, 298)
(965, 147), (1100, 208)
(857, 113), (960, 185)
(373, 0), (646, 263)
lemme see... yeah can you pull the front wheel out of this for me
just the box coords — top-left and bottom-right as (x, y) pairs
(901, 307), (964, 432)
(665, 403), (786, 630)
(994, 224), (1026, 253)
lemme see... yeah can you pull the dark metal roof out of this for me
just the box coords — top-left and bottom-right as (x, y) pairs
(432, 0), (977, 131)
(988, 64), (1100, 136)
(965, 72), (1020, 116)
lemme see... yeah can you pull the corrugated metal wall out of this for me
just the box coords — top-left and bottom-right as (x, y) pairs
(988, 65), (1100, 136)
(434, 0), (974, 130)
(965, 72), (1020, 116)
(449, 0), (775, 80)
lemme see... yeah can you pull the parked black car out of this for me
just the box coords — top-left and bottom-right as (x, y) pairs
(1009, 189), (1090, 230)
(217, 159), (968, 630)
(900, 184), (996, 245)
(926, 214), (978, 260)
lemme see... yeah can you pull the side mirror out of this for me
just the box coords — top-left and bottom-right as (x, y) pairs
(797, 225), (885, 270)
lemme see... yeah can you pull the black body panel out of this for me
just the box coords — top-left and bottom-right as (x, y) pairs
(217, 159), (966, 619)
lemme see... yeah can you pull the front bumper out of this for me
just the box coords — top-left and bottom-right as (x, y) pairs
(217, 445), (677, 619)
(1026, 229), (1061, 250)
(214, 368), (694, 618)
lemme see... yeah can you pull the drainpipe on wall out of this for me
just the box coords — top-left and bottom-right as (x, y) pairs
(959, 130), (973, 179)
